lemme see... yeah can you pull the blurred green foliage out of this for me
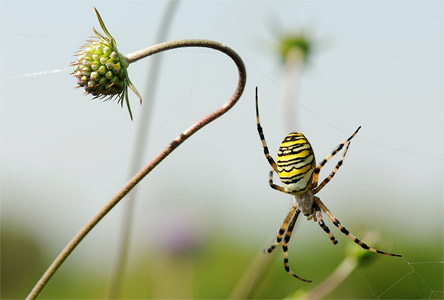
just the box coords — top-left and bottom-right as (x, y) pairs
(2, 225), (442, 299)
(1, 226), (45, 299)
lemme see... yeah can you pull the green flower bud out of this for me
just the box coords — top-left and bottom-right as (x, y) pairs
(72, 8), (141, 120)
(277, 32), (312, 64)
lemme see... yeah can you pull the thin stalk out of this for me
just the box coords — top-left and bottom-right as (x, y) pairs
(229, 250), (275, 299)
(107, 1), (180, 298)
(26, 39), (246, 300)
(288, 232), (381, 299)
(283, 49), (304, 133)
(290, 256), (358, 300)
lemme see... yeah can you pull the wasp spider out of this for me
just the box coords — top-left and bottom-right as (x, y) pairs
(255, 87), (402, 282)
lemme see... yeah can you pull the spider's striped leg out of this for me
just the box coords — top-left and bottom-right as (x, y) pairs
(314, 204), (338, 245)
(256, 87), (278, 173)
(281, 209), (312, 282)
(264, 205), (297, 254)
(313, 141), (351, 194)
(312, 126), (361, 190)
(314, 197), (402, 257)
(269, 170), (288, 194)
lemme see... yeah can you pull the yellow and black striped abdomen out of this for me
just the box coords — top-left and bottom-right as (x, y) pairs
(277, 133), (316, 194)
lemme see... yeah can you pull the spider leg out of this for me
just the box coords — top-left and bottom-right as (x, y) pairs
(313, 141), (351, 194)
(264, 205), (297, 254)
(314, 204), (338, 245)
(281, 209), (312, 282)
(256, 87), (278, 173)
(314, 197), (402, 257)
(269, 170), (290, 194)
(312, 126), (361, 191)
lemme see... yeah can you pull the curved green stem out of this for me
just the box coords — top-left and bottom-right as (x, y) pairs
(26, 39), (246, 300)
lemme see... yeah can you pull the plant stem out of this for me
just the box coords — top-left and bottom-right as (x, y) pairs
(26, 39), (246, 300)
(229, 250), (275, 299)
(283, 49), (304, 133)
(107, 1), (180, 298)
(292, 256), (358, 300)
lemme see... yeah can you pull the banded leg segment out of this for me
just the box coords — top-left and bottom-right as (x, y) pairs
(313, 141), (351, 194)
(312, 126), (361, 190)
(282, 209), (312, 282)
(264, 205), (297, 253)
(269, 170), (289, 194)
(314, 197), (402, 257)
(314, 205), (338, 245)
(256, 87), (278, 173)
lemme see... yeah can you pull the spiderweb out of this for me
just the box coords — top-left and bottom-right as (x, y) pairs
(3, 1), (442, 298)
(356, 259), (444, 299)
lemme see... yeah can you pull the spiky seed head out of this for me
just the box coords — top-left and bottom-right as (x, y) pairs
(72, 8), (141, 120)
(73, 36), (127, 97)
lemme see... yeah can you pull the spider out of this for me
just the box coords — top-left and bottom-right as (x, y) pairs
(255, 87), (402, 282)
